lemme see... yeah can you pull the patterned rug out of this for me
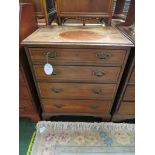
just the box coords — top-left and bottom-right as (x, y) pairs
(29, 122), (135, 155)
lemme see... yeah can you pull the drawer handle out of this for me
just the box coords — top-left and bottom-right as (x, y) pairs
(51, 88), (63, 93)
(90, 105), (99, 109)
(92, 88), (102, 94)
(93, 71), (105, 77)
(44, 51), (57, 59)
(96, 53), (111, 59)
(54, 104), (64, 108)
(52, 70), (60, 75)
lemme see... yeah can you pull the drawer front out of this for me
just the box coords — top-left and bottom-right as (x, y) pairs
(123, 85), (135, 101)
(34, 65), (121, 82)
(38, 83), (116, 99)
(19, 85), (30, 99)
(117, 102), (135, 115)
(129, 68), (135, 83)
(19, 99), (34, 113)
(29, 48), (126, 65)
(42, 99), (111, 113)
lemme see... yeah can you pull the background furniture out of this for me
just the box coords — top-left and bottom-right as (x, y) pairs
(55, 0), (114, 25)
(19, 3), (41, 122)
(112, 25), (135, 122)
(112, 0), (134, 27)
(111, 0), (135, 122)
(19, 0), (56, 25)
(22, 25), (133, 121)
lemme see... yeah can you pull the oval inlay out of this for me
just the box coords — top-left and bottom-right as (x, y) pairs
(59, 30), (104, 41)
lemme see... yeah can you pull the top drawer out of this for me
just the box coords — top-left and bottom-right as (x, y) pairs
(29, 48), (126, 66)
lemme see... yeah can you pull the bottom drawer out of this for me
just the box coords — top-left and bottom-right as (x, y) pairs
(117, 101), (135, 115)
(42, 99), (111, 113)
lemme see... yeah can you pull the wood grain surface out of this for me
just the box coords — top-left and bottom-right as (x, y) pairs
(42, 99), (111, 113)
(33, 65), (121, 83)
(22, 26), (133, 46)
(29, 48), (126, 65)
(38, 83), (116, 99)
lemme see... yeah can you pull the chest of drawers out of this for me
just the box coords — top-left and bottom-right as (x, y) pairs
(22, 26), (133, 121)
(112, 26), (135, 122)
(19, 3), (40, 122)
(112, 54), (135, 122)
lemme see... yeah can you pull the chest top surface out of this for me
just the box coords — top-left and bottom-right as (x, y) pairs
(22, 26), (133, 47)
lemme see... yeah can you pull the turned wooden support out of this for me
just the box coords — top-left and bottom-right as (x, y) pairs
(113, 0), (126, 19)
(124, 0), (135, 26)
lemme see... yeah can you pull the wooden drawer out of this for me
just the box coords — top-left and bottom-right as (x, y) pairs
(29, 48), (126, 66)
(38, 83), (116, 99)
(33, 65), (121, 83)
(19, 85), (30, 99)
(123, 85), (135, 101)
(117, 101), (135, 115)
(129, 68), (135, 83)
(19, 99), (34, 113)
(42, 99), (111, 113)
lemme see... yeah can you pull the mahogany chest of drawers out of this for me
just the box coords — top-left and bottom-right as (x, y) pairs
(112, 50), (135, 122)
(19, 3), (40, 122)
(22, 26), (133, 121)
(112, 26), (135, 122)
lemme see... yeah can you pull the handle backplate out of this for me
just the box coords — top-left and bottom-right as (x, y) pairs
(93, 71), (105, 77)
(51, 88), (63, 93)
(92, 88), (102, 94)
(54, 104), (64, 108)
(96, 53), (111, 59)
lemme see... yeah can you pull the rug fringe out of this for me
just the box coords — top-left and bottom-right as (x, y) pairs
(36, 122), (134, 133)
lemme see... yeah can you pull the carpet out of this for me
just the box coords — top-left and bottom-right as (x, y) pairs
(28, 122), (135, 155)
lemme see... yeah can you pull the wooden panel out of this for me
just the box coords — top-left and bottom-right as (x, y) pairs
(22, 26), (133, 46)
(19, 86), (30, 99)
(19, 99), (34, 113)
(38, 83), (116, 99)
(112, 114), (135, 122)
(33, 65), (121, 83)
(123, 85), (135, 101)
(19, 0), (45, 18)
(117, 101), (135, 115)
(29, 48), (126, 65)
(57, 0), (113, 14)
(19, 69), (25, 83)
(129, 68), (135, 83)
(42, 99), (111, 113)
(19, 3), (37, 47)
(33, 0), (44, 16)
(19, 3), (40, 122)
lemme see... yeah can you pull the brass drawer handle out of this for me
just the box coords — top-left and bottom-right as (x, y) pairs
(51, 88), (63, 93)
(93, 71), (105, 77)
(44, 51), (57, 59)
(92, 88), (102, 94)
(90, 105), (99, 109)
(96, 53), (111, 59)
(52, 70), (60, 75)
(54, 104), (64, 108)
